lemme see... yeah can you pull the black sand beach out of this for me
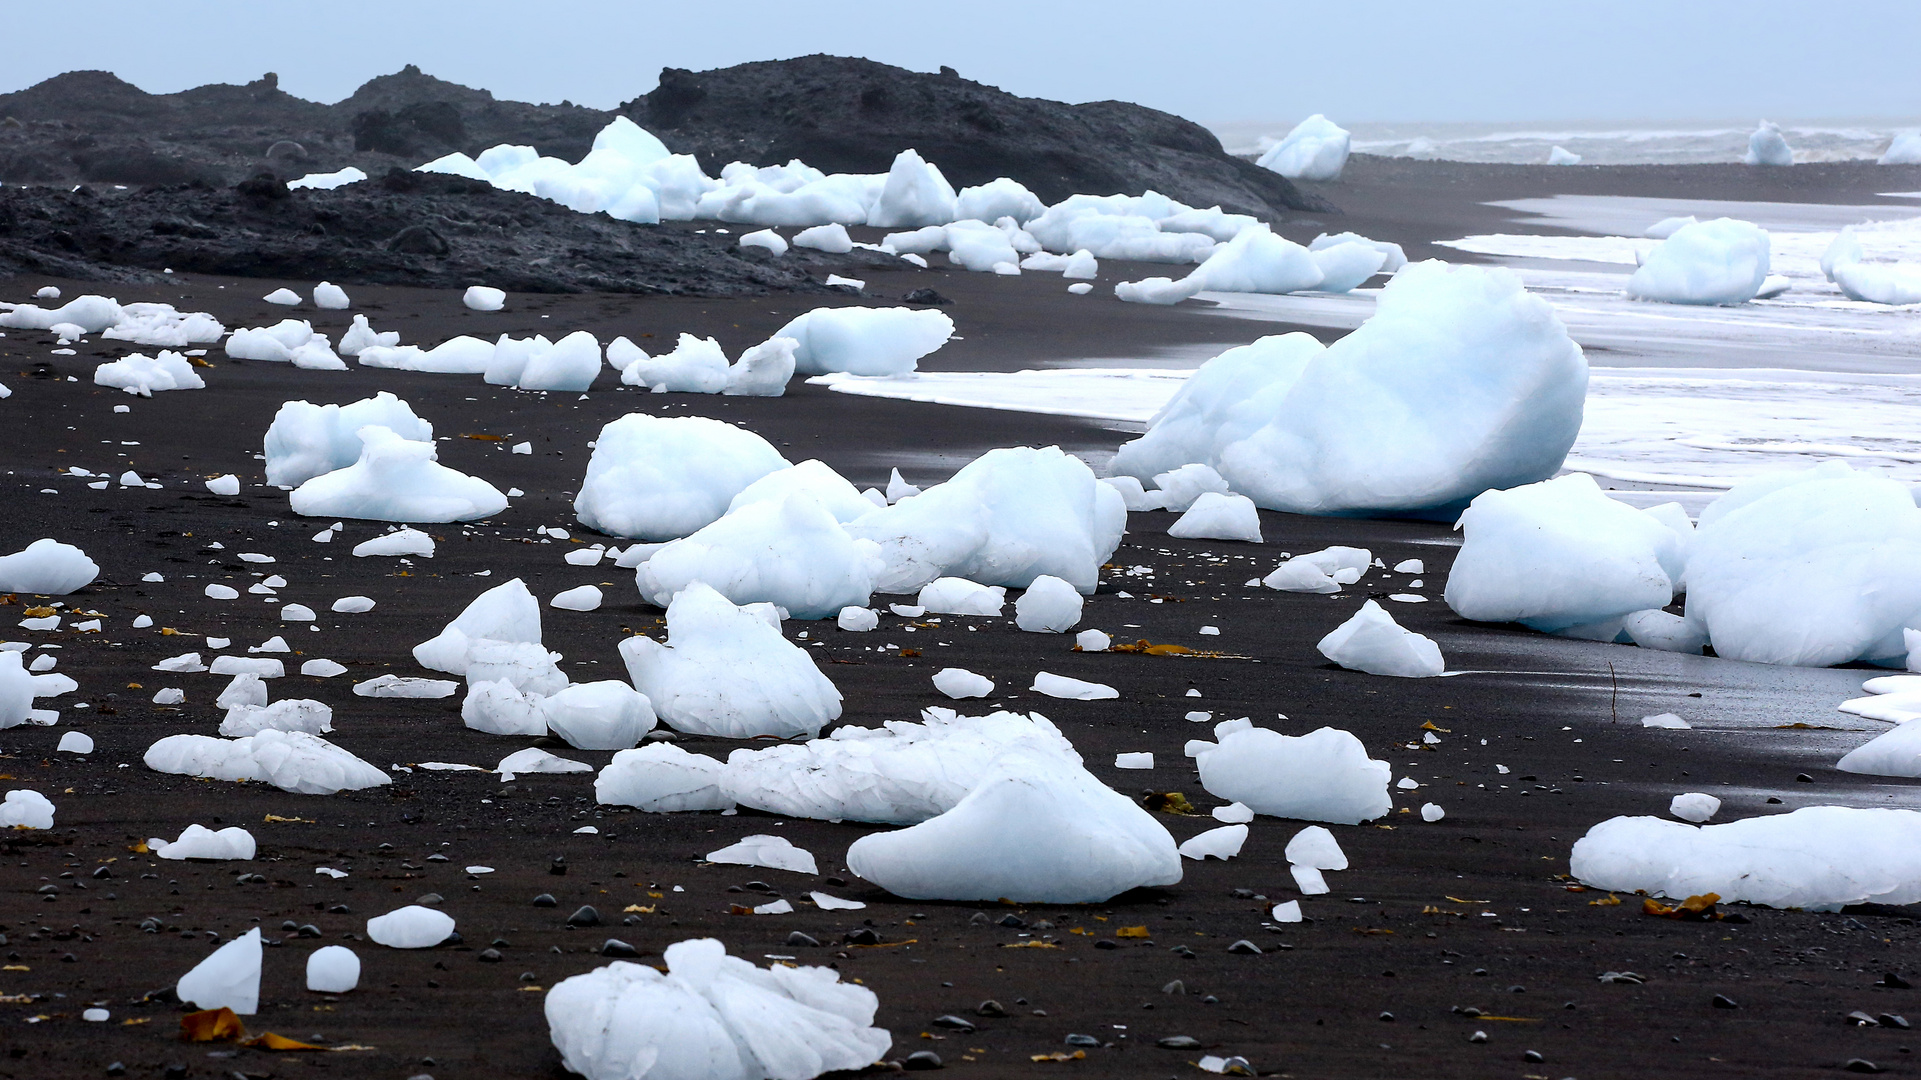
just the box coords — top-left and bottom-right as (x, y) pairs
(1, 158), (1917, 1080)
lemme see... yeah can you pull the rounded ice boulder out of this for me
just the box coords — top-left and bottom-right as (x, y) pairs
(574, 413), (789, 541)
(366, 905), (455, 949)
(0, 539), (99, 594)
(1627, 218), (1771, 306)
(306, 945), (360, 993)
(1196, 726), (1392, 824)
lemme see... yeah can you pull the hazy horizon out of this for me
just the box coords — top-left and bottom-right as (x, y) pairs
(3, 0), (1917, 132)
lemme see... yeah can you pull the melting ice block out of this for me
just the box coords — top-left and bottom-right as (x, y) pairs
(1571, 807), (1921, 910)
(306, 945), (360, 993)
(575, 413), (790, 541)
(1196, 727), (1392, 824)
(0, 789), (54, 828)
(265, 392), (432, 488)
(1257, 114), (1351, 181)
(144, 730), (390, 795)
(707, 834), (818, 875)
(776, 306), (953, 376)
(918, 577), (1006, 616)
(719, 707), (1079, 824)
(1178, 824), (1247, 860)
(933, 668), (994, 699)
(154, 824), (256, 861)
(366, 905), (455, 948)
(1, 650), (80, 729)
(176, 929), (262, 1014)
(289, 425), (506, 523)
(595, 743), (734, 812)
(1838, 719), (1921, 778)
(845, 751), (1182, 903)
(637, 492), (879, 619)
(1317, 601), (1443, 677)
(0, 539), (99, 594)
(541, 680), (657, 750)
(544, 939), (891, 1080)
(1030, 672), (1118, 700)
(1014, 575), (1083, 632)
(413, 578), (543, 675)
(94, 351), (204, 396)
(1627, 218), (1771, 306)
(620, 582), (841, 739)
(1168, 492), (1263, 543)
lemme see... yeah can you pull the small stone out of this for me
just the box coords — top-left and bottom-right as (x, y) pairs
(1065, 1034), (1100, 1047)
(844, 928), (880, 946)
(1468, 1030), (1488, 1044)
(1227, 939), (1262, 955)
(329, 904), (352, 914)
(1883, 973), (1914, 989)
(1849, 1010), (1881, 1027)
(92, 867), (111, 880)
(1767, 796), (1783, 804)
(1094, 939), (1118, 950)
(902, 288), (952, 306)
(1378, 1012), (1395, 1022)
(1157, 1036), (1201, 1049)
(567, 905), (600, 927)
(903, 1049), (943, 1070)
(1881, 1014), (1911, 1030)
(1713, 995), (1739, 1009)
(1796, 773), (1814, 783)
(416, 893), (443, 906)
(478, 948), (502, 963)
(968, 912), (992, 926)
(786, 931), (820, 948)
(1161, 980), (1186, 996)
(931, 1015), (976, 1033)
(998, 914), (1025, 928)
(1524, 1050), (1544, 1063)
(1201, 995), (1219, 1005)
(164, 1067), (188, 1080)
(1844, 1060), (1883, 1074)
(105, 1065), (125, 1077)
(532, 894), (557, 908)
(549, 857), (568, 875)
(976, 999), (1007, 1017)
(600, 939), (638, 958)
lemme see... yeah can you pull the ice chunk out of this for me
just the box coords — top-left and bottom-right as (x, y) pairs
(1445, 474), (1683, 632)
(366, 905), (455, 948)
(1881, 133), (1921, 166)
(639, 492), (879, 619)
(542, 681), (657, 750)
(956, 177), (1045, 224)
(866, 149), (957, 228)
(1015, 575), (1083, 632)
(352, 527), (435, 558)
(551, 585), (602, 611)
(306, 945), (359, 993)
(575, 413), (790, 540)
(1284, 825), (1348, 869)
(777, 307), (954, 376)
(464, 286), (505, 311)
(1030, 672), (1117, 700)
(1117, 263), (1585, 517)
(1168, 492), (1263, 542)
(289, 425), (502, 523)
(1622, 608), (1707, 654)
(503, 330), (602, 392)
(337, 315), (397, 357)
(154, 824), (256, 861)
(1185, 225), (1325, 294)
(0, 789), (54, 828)
(143, 730), (390, 794)
(886, 468), (920, 504)
(1546, 145), (1582, 165)
(620, 582), (841, 739)
(1743, 120), (1793, 166)
(727, 459), (877, 524)
(1838, 718), (1921, 777)
(1670, 792), (1721, 823)
(264, 393), (433, 488)
(56, 731), (92, 754)
(595, 744), (734, 812)
(176, 929), (261, 1014)
(413, 578), (542, 675)
(1179, 824), (1246, 860)
(739, 228), (788, 255)
(301, 659), (347, 677)
(707, 834), (818, 875)
(312, 282), (350, 309)
(460, 678), (546, 736)
(357, 335), (496, 373)
(0, 539), (98, 594)
(718, 707), (1078, 823)
(1257, 114), (1351, 181)
(0, 654), (76, 730)
(1115, 751), (1153, 769)
(263, 288), (300, 306)
(219, 699), (332, 737)
(206, 475), (240, 496)
(1628, 218), (1770, 306)
(1641, 712), (1690, 729)
(919, 577), (1006, 616)
(848, 446), (1126, 594)
(93, 350), (205, 396)
(933, 668), (994, 698)
(724, 336), (798, 397)
(355, 674), (457, 698)
(1151, 464), (1231, 512)
(544, 940), (891, 1080)
(467, 639), (567, 695)
(496, 747), (592, 780)
(1075, 629), (1111, 652)
(1687, 463), (1921, 666)
(846, 751), (1181, 903)
(1213, 801), (1253, 823)
(1318, 600), (1443, 677)
(838, 606), (878, 632)
(1196, 726), (1392, 824)
(1571, 807), (1921, 910)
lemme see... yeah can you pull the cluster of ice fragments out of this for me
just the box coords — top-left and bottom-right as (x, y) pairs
(1112, 262), (1587, 517)
(260, 391), (503, 523)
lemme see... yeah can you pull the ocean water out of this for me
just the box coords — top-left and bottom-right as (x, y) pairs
(1209, 119), (1921, 166)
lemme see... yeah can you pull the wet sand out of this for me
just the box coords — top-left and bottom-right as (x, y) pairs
(2, 161), (1918, 1079)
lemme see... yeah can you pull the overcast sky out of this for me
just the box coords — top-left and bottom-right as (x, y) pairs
(6, 0), (1918, 127)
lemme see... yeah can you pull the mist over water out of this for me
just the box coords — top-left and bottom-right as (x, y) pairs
(1210, 118), (1921, 165)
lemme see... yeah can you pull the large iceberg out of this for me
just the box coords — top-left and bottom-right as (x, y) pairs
(545, 939), (891, 1080)
(1444, 473), (1685, 632)
(845, 751), (1182, 903)
(1685, 462), (1921, 667)
(637, 492), (880, 620)
(575, 414), (789, 540)
(289, 426), (506, 523)
(619, 582), (841, 739)
(1115, 262), (1587, 516)
(264, 392), (433, 488)
(1626, 218), (1771, 305)
(847, 446), (1126, 594)
(144, 730), (390, 794)
(1194, 725), (1392, 824)
(1571, 807), (1921, 910)
(719, 708), (1079, 824)
(1257, 114), (1352, 181)
(775, 307), (954, 377)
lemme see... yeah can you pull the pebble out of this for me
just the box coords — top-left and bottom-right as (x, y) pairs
(532, 894), (557, 908)
(786, 931), (820, 948)
(599, 939), (638, 958)
(976, 999), (1007, 1017)
(931, 1015), (976, 1033)
(1227, 940), (1262, 955)
(477, 949), (502, 963)
(1157, 1036), (1200, 1049)
(416, 893), (443, 906)
(1094, 939), (1118, 950)
(1064, 1034), (1100, 1047)
(1468, 1030), (1488, 1044)
(1161, 980), (1185, 996)
(1844, 1060), (1883, 1074)
(1524, 1049), (1544, 1062)
(1883, 973), (1914, 989)
(566, 905), (600, 927)
(902, 1050), (943, 1071)
(844, 928), (880, 946)
(1880, 1014), (1910, 1030)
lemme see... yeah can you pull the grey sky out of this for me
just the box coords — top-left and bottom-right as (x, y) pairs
(4, 0), (1917, 127)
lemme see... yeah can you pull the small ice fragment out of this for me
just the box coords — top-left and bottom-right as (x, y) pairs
(1272, 900), (1302, 923)
(1115, 752), (1154, 769)
(1670, 792), (1721, 822)
(1290, 864), (1330, 895)
(306, 945), (360, 992)
(1213, 802), (1253, 823)
(464, 286), (506, 311)
(332, 596), (375, 613)
(810, 891), (866, 910)
(176, 928), (262, 1014)
(706, 834), (818, 875)
(550, 585), (602, 611)
(281, 604), (317, 621)
(365, 905), (455, 949)
(1075, 629), (1110, 652)
(301, 659), (347, 678)
(1641, 713), (1690, 729)
(205, 584), (239, 600)
(56, 731), (93, 754)
(1178, 824), (1247, 860)
(1030, 672), (1118, 700)
(1421, 802), (1445, 822)
(838, 606), (878, 632)
(152, 688), (184, 705)
(932, 667), (994, 699)
(1393, 559), (1424, 574)
(206, 475), (241, 496)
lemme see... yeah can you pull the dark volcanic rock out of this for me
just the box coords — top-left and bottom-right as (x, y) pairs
(0, 170), (886, 295)
(622, 55), (1327, 219)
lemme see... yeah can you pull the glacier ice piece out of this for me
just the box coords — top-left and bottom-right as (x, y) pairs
(595, 744), (734, 812)
(933, 668), (994, 699)
(143, 730), (390, 794)
(707, 834), (818, 875)
(638, 492), (880, 620)
(176, 928), (261, 1014)
(1196, 727), (1391, 824)
(154, 824), (256, 861)
(290, 425), (505, 523)
(575, 413), (789, 541)
(776, 306), (954, 376)
(414, 578), (542, 676)
(1168, 492), (1263, 542)
(1318, 601), (1444, 677)
(541, 680), (657, 751)
(1257, 114), (1351, 181)
(1627, 218), (1771, 305)
(366, 905), (455, 948)
(0, 539), (98, 594)
(306, 945), (360, 993)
